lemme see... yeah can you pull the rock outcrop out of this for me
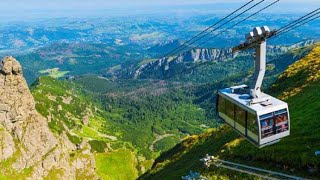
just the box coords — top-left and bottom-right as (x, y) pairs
(175, 48), (234, 63)
(0, 56), (96, 179)
(132, 48), (234, 79)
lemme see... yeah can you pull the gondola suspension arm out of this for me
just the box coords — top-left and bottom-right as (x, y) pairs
(232, 26), (277, 105)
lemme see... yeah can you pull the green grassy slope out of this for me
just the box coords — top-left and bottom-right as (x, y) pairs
(95, 149), (138, 180)
(30, 77), (140, 179)
(140, 45), (320, 179)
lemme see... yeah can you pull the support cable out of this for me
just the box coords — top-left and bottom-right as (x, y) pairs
(160, 0), (256, 59)
(197, 0), (280, 48)
(271, 14), (320, 40)
(276, 8), (320, 34)
(161, 0), (265, 59)
(170, 0), (266, 56)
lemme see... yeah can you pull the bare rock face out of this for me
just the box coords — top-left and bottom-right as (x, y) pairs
(176, 48), (234, 62)
(0, 56), (57, 169)
(0, 57), (96, 178)
(0, 57), (35, 131)
(0, 127), (15, 161)
(132, 48), (234, 79)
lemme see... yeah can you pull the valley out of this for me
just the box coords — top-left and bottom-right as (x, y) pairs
(0, 38), (316, 178)
(0, 3), (319, 179)
(18, 41), (316, 178)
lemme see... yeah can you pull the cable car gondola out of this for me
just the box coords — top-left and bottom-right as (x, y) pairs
(217, 26), (290, 148)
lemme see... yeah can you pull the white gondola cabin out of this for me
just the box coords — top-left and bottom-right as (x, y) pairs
(217, 26), (290, 148)
(217, 85), (290, 147)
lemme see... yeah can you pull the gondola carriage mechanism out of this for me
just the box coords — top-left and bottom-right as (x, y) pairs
(217, 26), (290, 148)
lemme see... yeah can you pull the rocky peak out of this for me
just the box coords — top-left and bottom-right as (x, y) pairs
(0, 56), (36, 132)
(1, 56), (22, 75)
(0, 57), (95, 178)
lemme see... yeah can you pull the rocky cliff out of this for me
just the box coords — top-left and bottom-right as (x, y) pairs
(132, 48), (234, 79)
(0, 57), (95, 179)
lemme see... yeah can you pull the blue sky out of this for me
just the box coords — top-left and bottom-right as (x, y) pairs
(1, 0), (318, 10)
(0, 0), (318, 20)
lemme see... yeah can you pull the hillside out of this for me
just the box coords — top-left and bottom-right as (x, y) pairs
(30, 76), (144, 179)
(71, 75), (216, 157)
(140, 44), (320, 179)
(29, 73), (219, 178)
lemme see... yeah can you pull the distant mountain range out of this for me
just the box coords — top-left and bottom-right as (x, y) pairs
(125, 40), (316, 81)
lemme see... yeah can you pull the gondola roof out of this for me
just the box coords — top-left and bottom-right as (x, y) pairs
(219, 85), (288, 115)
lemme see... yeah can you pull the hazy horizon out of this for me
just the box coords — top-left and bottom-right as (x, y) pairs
(1, 0), (319, 10)
(0, 0), (319, 21)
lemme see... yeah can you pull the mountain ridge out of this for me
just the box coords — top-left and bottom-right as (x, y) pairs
(128, 40), (315, 81)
